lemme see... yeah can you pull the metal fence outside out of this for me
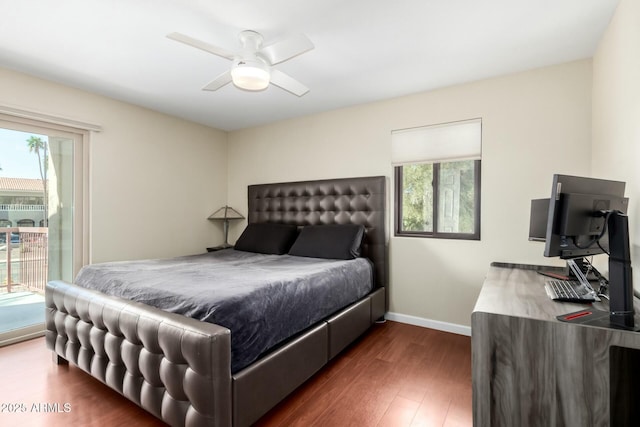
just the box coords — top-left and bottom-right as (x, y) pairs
(0, 227), (48, 294)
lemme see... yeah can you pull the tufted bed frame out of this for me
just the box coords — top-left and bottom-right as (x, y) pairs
(45, 175), (388, 427)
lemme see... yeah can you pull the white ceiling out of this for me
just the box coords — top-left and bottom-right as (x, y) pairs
(0, 0), (619, 131)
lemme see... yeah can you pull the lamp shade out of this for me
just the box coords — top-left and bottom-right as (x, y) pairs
(208, 206), (245, 221)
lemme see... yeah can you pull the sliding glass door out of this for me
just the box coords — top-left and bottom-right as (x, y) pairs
(0, 117), (87, 346)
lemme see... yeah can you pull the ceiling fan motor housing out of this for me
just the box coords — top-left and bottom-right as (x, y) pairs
(229, 30), (271, 91)
(238, 30), (264, 51)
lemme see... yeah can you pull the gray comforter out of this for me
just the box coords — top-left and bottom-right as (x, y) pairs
(75, 249), (373, 372)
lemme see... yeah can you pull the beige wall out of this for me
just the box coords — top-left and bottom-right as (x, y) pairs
(0, 67), (228, 264)
(228, 60), (593, 328)
(592, 0), (640, 287)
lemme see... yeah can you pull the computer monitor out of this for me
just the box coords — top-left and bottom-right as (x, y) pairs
(537, 174), (635, 329)
(544, 174), (628, 259)
(528, 198), (549, 242)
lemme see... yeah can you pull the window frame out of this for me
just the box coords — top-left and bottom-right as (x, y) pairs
(394, 159), (481, 240)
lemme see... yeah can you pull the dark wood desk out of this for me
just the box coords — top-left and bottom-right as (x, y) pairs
(472, 263), (640, 427)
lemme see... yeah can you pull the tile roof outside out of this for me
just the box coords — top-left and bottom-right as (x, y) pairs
(0, 177), (45, 192)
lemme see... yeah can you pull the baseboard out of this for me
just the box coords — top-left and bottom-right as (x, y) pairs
(0, 327), (45, 347)
(385, 312), (471, 337)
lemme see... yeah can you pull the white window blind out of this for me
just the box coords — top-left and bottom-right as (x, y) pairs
(391, 118), (481, 165)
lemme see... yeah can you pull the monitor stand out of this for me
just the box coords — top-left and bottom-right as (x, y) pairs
(557, 211), (636, 331)
(608, 210), (635, 329)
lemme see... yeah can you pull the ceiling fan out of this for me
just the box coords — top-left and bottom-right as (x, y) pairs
(167, 30), (314, 96)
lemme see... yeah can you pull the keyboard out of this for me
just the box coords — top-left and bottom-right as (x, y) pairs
(545, 280), (601, 303)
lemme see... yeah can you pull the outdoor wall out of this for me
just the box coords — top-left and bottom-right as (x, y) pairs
(227, 60), (593, 330)
(592, 0), (640, 288)
(0, 180), (45, 226)
(0, 210), (45, 227)
(0, 67), (228, 266)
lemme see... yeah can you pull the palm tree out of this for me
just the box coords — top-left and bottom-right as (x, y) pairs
(26, 136), (48, 227)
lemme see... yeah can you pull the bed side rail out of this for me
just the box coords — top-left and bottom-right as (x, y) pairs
(45, 280), (232, 427)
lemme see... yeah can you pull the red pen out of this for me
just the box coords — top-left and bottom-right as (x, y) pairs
(564, 311), (592, 321)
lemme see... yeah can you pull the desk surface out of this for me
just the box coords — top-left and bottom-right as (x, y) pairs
(474, 262), (640, 327)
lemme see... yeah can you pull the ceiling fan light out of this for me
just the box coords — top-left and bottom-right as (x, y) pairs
(231, 60), (270, 91)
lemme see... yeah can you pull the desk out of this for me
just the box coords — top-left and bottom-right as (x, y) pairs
(472, 263), (640, 427)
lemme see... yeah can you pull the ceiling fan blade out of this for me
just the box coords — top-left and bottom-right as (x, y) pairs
(269, 69), (309, 97)
(167, 32), (235, 60)
(202, 70), (232, 91)
(259, 34), (314, 65)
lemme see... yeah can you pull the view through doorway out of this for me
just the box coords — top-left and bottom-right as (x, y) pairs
(0, 120), (84, 346)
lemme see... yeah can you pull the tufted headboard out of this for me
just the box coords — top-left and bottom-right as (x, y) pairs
(247, 176), (388, 289)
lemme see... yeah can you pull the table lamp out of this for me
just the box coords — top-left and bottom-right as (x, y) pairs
(208, 205), (245, 248)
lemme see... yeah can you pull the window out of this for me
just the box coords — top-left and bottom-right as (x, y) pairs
(392, 119), (481, 240)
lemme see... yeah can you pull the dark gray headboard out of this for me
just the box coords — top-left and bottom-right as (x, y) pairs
(247, 176), (388, 289)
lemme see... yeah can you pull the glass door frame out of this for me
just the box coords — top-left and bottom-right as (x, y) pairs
(0, 114), (90, 345)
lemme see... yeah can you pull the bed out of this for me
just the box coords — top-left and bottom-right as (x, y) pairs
(45, 175), (388, 427)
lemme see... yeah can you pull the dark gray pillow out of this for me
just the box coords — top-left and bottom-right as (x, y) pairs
(288, 224), (365, 260)
(234, 222), (298, 255)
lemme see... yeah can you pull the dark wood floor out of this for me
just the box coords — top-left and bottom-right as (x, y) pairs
(0, 321), (472, 426)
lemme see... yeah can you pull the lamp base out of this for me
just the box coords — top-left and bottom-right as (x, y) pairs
(206, 244), (233, 252)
